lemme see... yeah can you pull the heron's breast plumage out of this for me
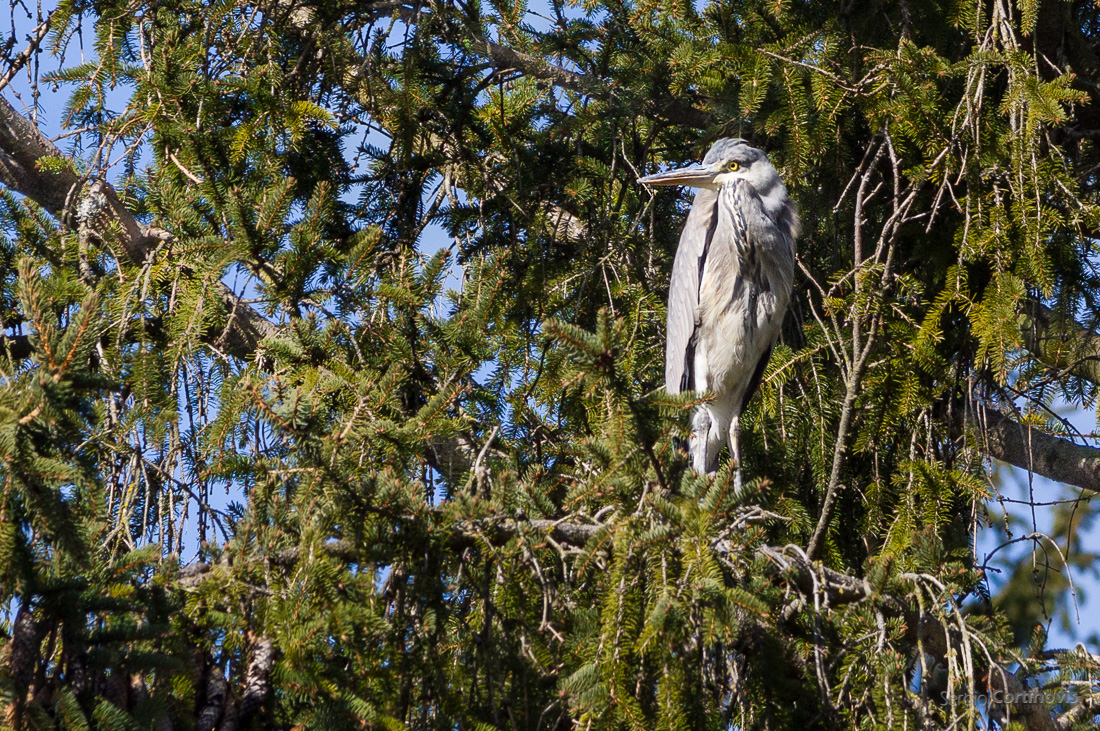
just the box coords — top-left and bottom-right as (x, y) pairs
(695, 181), (794, 399)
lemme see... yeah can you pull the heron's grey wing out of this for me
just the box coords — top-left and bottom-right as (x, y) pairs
(731, 185), (798, 413)
(739, 344), (772, 415)
(666, 187), (719, 394)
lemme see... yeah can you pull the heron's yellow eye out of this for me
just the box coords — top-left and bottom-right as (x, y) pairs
(726, 161), (740, 172)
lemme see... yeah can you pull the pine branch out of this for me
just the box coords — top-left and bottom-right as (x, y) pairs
(0, 94), (276, 359)
(277, 1), (712, 129)
(176, 522), (1069, 730)
(1057, 691), (1098, 729)
(0, 20), (589, 491)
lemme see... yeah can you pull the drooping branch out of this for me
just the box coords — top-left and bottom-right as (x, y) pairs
(1020, 297), (1100, 386)
(463, 33), (713, 128)
(467, 34), (610, 99)
(2, 88), (469, 480)
(754, 546), (1064, 731)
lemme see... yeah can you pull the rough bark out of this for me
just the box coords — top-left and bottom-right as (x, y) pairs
(239, 637), (276, 720)
(8, 605), (39, 713)
(0, 92), (76, 216)
(196, 666), (228, 731)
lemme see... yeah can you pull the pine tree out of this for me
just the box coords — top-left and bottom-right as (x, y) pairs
(1, 0), (1099, 728)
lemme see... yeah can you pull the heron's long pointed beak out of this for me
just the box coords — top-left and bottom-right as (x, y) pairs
(637, 163), (717, 187)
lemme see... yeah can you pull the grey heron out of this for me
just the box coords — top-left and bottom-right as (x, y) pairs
(639, 138), (799, 483)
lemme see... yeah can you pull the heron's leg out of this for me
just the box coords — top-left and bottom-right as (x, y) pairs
(690, 353), (729, 474)
(689, 407), (713, 473)
(729, 413), (743, 491)
(692, 403), (730, 475)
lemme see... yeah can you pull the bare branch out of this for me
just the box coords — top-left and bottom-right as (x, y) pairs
(807, 139), (892, 561)
(0, 13), (52, 94)
(975, 407), (1100, 495)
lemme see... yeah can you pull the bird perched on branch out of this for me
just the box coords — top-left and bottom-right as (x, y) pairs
(640, 138), (799, 485)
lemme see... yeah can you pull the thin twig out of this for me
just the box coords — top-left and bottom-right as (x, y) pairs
(0, 13), (53, 94)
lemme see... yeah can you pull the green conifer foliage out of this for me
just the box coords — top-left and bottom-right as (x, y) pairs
(1, 0), (1099, 728)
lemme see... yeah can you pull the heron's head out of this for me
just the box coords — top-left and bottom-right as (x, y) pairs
(638, 138), (786, 201)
